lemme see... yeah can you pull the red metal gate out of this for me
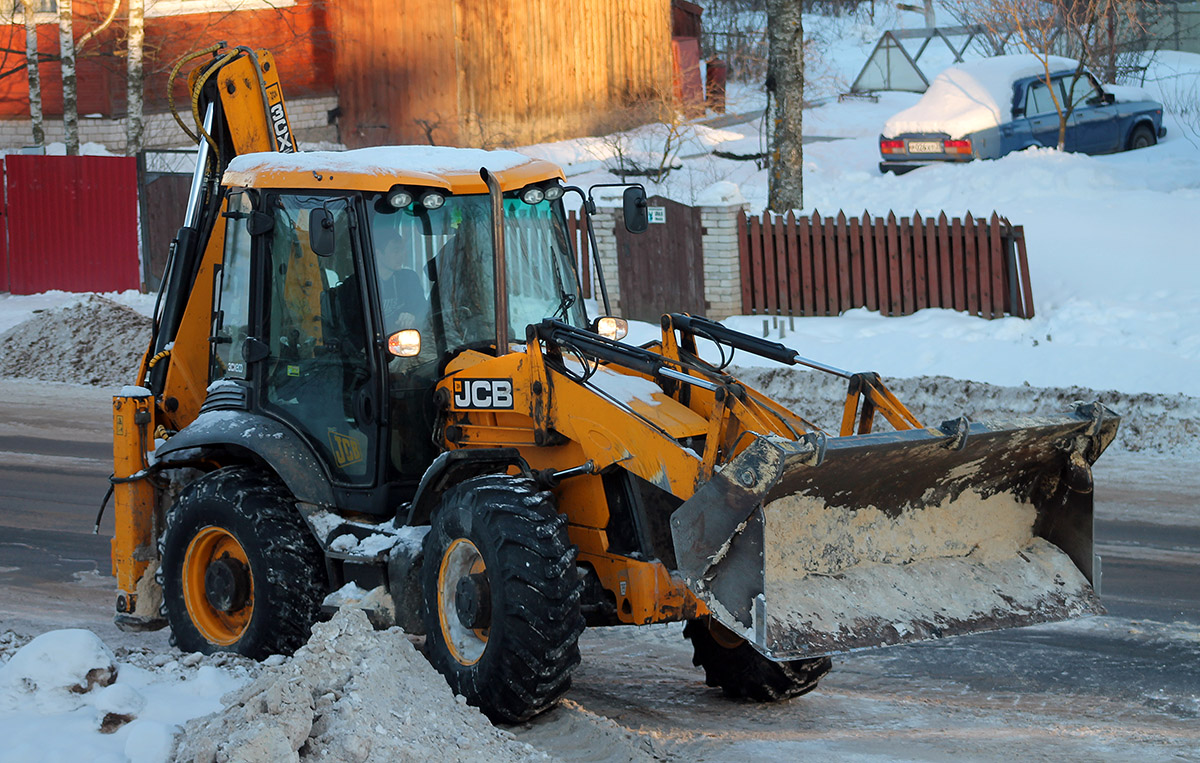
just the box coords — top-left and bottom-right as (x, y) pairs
(4, 155), (140, 295)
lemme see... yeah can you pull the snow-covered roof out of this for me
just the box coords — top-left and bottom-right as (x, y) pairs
(883, 55), (1079, 138)
(223, 146), (565, 194)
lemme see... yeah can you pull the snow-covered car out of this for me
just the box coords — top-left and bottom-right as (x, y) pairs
(878, 54), (1166, 174)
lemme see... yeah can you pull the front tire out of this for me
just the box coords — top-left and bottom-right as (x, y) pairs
(158, 466), (325, 658)
(422, 474), (583, 723)
(1128, 124), (1157, 150)
(684, 617), (832, 701)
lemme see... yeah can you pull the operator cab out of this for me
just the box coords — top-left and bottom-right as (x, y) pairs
(211, 147), (591, 507)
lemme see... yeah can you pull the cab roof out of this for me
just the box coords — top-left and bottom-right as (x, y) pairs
(223, 146), (565, 195)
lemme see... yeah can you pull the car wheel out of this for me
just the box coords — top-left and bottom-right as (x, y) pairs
(1128, 124), (1156, 150)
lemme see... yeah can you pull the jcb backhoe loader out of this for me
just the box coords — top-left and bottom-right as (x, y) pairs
(109, 45), (1119, 722)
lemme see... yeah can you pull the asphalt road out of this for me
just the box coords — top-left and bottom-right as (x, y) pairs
(1, 379), (1197, 758)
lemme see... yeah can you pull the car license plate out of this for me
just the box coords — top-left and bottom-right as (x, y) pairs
(906, 140), (942, 153)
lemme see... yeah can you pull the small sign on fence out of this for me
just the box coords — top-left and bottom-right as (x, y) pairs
(648, 206), (667, 224)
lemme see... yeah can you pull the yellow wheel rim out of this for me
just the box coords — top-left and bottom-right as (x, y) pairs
(182, 526), (254, 646)
(437, 538), (489, 665)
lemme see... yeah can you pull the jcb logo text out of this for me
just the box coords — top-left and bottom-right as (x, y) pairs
(453, 379), (514, 410)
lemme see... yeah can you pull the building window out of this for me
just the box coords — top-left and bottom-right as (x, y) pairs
(146, 0), (296, 16)
(6, 0), (57, 23)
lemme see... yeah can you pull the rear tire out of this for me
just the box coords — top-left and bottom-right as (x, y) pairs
(422, 474), (583, 723)
(1128, 124), (1156, 150)
(684, 617), (832, 701)
(158, 466), (325, 659)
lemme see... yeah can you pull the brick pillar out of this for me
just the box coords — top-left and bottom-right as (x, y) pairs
(589, 206), (621, 317)
(698, 199), (748, 320)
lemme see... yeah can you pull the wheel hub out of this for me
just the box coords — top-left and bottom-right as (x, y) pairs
(182, 525), (256, 646)
(204, 554), (251, 613)
(436, 538), (489, 665)
(455, 572), (491, 629)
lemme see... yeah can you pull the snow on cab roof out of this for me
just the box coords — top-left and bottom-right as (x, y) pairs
(883, 54), (1079, 139)
(223, 145), (565, 194)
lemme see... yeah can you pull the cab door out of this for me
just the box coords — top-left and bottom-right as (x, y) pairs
(258, 193), (382, 487)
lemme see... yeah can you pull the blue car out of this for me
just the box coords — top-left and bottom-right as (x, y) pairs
(879, 54), (1166, 174)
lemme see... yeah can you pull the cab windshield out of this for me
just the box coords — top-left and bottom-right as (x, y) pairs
(367, 192), (587, 357)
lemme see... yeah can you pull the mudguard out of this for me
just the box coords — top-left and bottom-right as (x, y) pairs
(155, 409), (335, 507)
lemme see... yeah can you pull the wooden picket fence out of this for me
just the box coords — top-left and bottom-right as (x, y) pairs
(738, 210), (1035, 319)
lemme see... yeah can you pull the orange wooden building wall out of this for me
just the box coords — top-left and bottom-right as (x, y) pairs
(328, 0), (674, 148)
(2, 0), (673, 148)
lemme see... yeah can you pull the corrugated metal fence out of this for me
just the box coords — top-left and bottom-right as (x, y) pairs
(739, 210), (1035, 319)
(2, 155), (139, 295)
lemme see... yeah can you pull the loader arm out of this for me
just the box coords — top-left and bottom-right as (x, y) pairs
(441, 314), (1117, 660)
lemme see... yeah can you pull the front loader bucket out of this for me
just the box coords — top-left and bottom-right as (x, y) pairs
(670, 402), (1118, 660)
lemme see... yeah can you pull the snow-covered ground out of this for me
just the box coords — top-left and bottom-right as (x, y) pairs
(2, 5), (1199, 760)
(521, 47), (1200, 399)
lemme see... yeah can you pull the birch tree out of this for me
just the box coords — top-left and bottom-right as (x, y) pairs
(766, 0), (804, 212)
(127, 0), (145, 155)
(22, 0), (44, 148)
(57, 0), (77, 155)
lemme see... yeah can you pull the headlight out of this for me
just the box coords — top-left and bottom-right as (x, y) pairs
(387, 329), (422, 357)
(420, 191), (446, 210)
(543, 184), (564, 201)
(596, 317), (628, 341)
(521, 186), (545, 205)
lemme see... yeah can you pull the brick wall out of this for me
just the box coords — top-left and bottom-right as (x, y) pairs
(0, 95), (339, 153)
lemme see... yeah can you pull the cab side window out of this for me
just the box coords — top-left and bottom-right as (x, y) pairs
(211, 191), (254, 381)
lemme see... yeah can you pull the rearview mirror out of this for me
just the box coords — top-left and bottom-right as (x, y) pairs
(309, 208), (336, 256)
(623, 187), (648, 234)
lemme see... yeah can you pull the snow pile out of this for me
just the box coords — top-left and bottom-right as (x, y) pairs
(0, 630), (250, 762)
(883, 54), (1078, 138)
(0, 629), (118, 714)
(0, 631), (30, 662)
(0, 294), (150, 386)
(174, 608), (551, 763)
(733, 366), (1200, 458)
